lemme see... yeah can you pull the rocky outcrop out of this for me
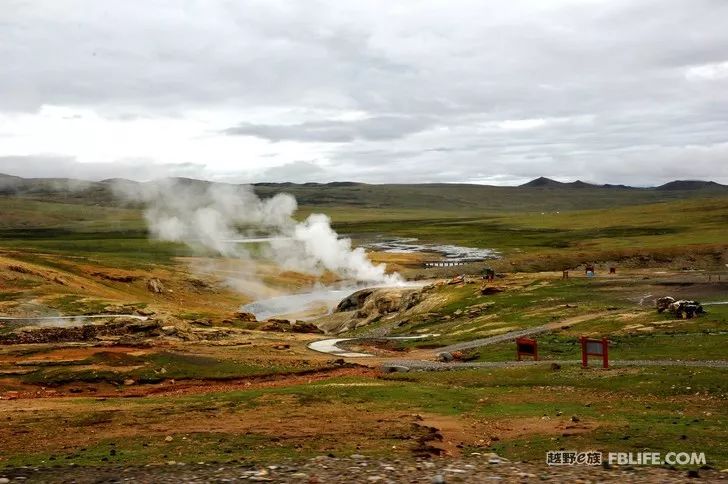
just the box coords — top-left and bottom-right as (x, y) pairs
(321, 287), (425, 334)
(234, 311), (257, 322)
(260, 319), (323, 334)
(335, 289), (375, 312)
(291, 320), (323, 334)
(0, 319), (162, 345)
(146, 278), (165, 294)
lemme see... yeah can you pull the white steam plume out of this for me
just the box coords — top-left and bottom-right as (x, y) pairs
(113, 179), (401, 286)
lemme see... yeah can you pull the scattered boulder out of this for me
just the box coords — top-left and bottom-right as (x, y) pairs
(480, 285), (505, 295)
(7, 264), (36, 275)
(437, 352), (454, 362)
(92, 272), (138, 283)
(291, 320), (323, 334)
(146, 278), (166, 294)
(187, 278), (211, 290)
(464, 302), (495, 316)
(0, 318), (162, 345)
(260, 319), (291, 332)
(102, 305), (126, 314)
(447, 275), (465, 285)
(234, 311), (257, 322)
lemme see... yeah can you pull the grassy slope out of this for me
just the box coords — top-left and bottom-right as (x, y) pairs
(0, 187), (726, 470)
(1, 365), (725, 468)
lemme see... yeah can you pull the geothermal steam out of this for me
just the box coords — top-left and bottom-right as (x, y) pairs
(114, 179), (401, 287)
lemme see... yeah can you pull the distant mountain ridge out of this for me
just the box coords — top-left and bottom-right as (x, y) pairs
(656, 180), (726, 191)
(2, 173), (726, 190)
(1, 173), (727, 212)
(518, 176), (727, 190)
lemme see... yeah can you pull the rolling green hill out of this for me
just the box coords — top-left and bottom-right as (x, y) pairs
(2, 173), (728, 212)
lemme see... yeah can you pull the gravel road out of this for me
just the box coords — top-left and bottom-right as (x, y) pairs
(384, 358), (728, 371)
(0, 454), (720, 483)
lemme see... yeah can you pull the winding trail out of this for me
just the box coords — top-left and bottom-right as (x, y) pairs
(307, 311), (728, 370)
(308, 334), (439, 358)
(384, 358), (728, 370)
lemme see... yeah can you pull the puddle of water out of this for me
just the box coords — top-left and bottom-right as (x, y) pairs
(364, 237), (498, 261)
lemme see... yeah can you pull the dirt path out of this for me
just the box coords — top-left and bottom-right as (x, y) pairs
(384, 358), (728, 370)
(307, 334), (438, 358)
(306, 311), (728, 370)
(307, 313), (607, 358)
(437, 312), (609, 353)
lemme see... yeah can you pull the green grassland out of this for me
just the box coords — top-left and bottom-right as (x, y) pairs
(1, 180), (727, 471)
(2, 365), (726, 468)
(2, 191), (727, 271)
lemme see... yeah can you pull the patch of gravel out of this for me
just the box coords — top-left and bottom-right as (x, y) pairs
(0, 455), (721, 483)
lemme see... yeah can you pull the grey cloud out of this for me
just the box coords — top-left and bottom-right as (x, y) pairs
(222, 116), (434, 142)
(258, 161), (326, 183)
(1, 0), (728, 185)
(0, 155), (209, 182)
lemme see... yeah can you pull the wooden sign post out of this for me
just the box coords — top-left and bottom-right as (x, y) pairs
(580, 337), (608, 368)
(516, 337), (538, 361)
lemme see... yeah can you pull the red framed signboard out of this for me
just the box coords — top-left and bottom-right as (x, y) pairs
(580, 337), (608, 368)
(516, 337), (538, 361)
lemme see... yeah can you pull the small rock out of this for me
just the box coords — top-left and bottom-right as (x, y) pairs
(234, 311), (257, 322)
(571, 415), (580, 422)
(486, 453), (504, 464)
(431, 475), (446, 484)
(123, 379), (135, 386)
(164, 436), (173, 442)
(687, 469), (700, 478)
(437, 352), (454, 363)
(384, 365), (410, 373)
(350, 454), (366, 459)
(0, 478), (9, 484)
(146, 278), (165, 294)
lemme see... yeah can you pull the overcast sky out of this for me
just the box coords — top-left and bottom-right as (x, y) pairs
(1, 0), (727, 185)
